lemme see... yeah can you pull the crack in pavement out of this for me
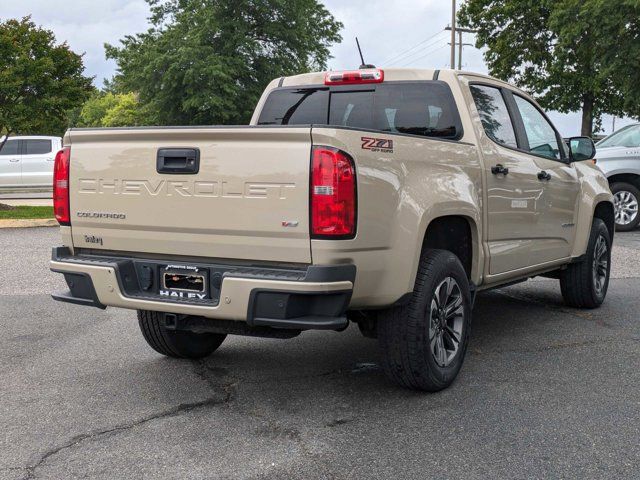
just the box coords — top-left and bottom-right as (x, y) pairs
(209, 361), (382, 385)
(17, 362), (237, 480)
(19, 397), (229, 480)
(195, 360), (335, 465)
(1, 466), (28, 473)
(192, 360), (238, 403)
(192, 359), (334, 472)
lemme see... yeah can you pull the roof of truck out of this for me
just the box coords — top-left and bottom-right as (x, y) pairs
(278, 67), (512, 88)
(251, 68), (540, 126)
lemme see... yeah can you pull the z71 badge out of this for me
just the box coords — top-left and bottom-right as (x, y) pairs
(361, 137), (394, 153)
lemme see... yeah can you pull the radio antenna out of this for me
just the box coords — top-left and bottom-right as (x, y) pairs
(356, 37), (375, 69)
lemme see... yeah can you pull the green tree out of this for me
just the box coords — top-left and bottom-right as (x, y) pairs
(0, 17), (93, 147)
(587, 1), (640, 119)
(105, 0), (342, 126)
(76, 92), (156, 127)
(458, 0), (640, 136)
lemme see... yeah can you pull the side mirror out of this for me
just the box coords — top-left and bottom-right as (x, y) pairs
(568, 136), (596, 162)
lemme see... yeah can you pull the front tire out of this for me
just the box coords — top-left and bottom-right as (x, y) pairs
(378, 249), (472, 392)
(611, 182), (640, 231)
(137, 310), (226, 359)
(560, 218), (611, 308)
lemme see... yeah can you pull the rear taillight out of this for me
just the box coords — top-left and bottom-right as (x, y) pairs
(53, 147), (70, 225)
(324, 69), (384, 85)
(311, 146), (356, 238)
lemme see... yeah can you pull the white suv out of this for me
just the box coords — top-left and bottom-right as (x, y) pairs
(0, 136), (62, 189)
(595, 124), (640, 231)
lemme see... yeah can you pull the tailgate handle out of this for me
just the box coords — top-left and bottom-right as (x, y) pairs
(156, 148), (200, 174)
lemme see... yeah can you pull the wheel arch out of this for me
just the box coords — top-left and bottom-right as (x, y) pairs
(571, 196), (615, 258)
(416, 214), (482, 285)
(607, 172), (640, 190)
(593, 201), (615, 240)
(571, 162), (615, 258)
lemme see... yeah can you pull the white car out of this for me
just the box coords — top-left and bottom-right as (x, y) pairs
(595, 124), (640, 231)
(0, 135), (62, 189)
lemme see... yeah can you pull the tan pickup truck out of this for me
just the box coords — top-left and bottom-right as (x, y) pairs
(50, 68), (614, 391)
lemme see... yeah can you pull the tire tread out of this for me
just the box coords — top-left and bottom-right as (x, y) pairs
(378, 249), (471, 391)
(560, 218), (610, 309)
(137, 310), (225, 359)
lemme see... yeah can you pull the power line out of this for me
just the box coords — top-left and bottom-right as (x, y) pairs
(380, 29), (444, 65)
(380, 29), (445, 66)
(388, 33), (448, 67)
(397, 41), (449, 67)
(400, 42), (450, 67)
(401, 43), (449, 67)
(386, 32), (449, 67)
(385, 31), (448, 67)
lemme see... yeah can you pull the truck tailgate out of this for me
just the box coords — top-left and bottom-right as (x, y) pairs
(66, 127), (312, 263)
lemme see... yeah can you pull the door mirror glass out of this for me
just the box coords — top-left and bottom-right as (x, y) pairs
(569, 136), (596, 161)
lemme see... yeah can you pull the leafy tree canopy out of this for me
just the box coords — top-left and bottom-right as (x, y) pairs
(0, 17), (93, 142)
(105, 0), (343, 126)
(459, 0), (640, 136)
(76, 92), (156, 128)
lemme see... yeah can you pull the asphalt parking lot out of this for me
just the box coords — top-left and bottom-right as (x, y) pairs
(1, 227), (639, 479)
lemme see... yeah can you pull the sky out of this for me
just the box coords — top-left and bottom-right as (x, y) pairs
(1, 0), (636, 136)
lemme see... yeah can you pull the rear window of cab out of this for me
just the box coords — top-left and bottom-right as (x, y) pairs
(257, 82), (463, 141)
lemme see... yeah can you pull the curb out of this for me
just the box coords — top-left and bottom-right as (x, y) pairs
(0, 219), (58, 229)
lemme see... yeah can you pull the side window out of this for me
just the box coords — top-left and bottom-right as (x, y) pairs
(0, 140), (20, 156)
(598, 124), (640, 148)
(257, 88), (328, 125)
(513, 95), (561, 160)
(470, 85), (518, 148)
(25, 139), (52, 155)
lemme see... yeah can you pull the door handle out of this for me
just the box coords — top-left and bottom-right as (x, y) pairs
(9, 159), (20, 163)
(537, 170), (551, 181)
(156, 148), (200, 174)
(491, 164), (509, 175)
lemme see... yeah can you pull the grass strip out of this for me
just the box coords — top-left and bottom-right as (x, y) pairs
(0, 205), (54, 219)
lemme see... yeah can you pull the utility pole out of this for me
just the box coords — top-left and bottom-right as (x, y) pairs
(445, 26), (477, 70)
(450, 0), (456, 70)
(458, 30), (463, 70)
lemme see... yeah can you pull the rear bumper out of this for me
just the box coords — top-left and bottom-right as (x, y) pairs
(50, 247), (355, 330)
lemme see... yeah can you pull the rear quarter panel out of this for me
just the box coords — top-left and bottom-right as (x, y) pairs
(311, 127), (483, 308)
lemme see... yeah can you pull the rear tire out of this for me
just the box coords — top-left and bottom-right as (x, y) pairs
(378, 249), (472, 392)
(137, 310), (226, 359)
(611, 182), (640, 231)
(560, 218), (611, 309)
